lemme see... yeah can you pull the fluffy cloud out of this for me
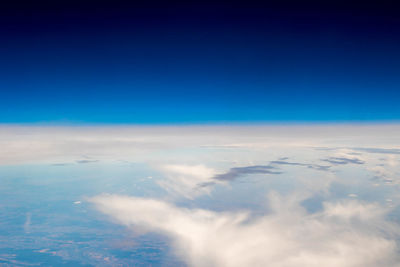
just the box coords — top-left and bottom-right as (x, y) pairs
(90, 194), (400, 267)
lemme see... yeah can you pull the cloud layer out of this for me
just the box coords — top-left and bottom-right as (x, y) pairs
(2, 125), (400, 265)
(90, 194), (400, 267)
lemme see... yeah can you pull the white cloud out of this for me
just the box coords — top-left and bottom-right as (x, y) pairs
(156, 164), (218, 199)
(90, 194), (400, 267)
(1, 124), (399, 165)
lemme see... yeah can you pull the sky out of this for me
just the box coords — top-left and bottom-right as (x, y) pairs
(1, 1), (400, 123)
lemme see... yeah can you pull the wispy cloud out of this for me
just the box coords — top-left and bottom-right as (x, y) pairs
(213, 165), (282, 181)
(315, 147), (400, 155)
(51, 163), (71, 166)
(353, 147), (400, 155)
(156, 164), (217, 199)
(270, 160), (331, 171)
(322, 157), (365, 165)
(76, 159), (99, 164)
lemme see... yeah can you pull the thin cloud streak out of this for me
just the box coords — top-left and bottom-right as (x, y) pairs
(322, 157), (365, 165)
(76, 159), (99, 164)
(213, 165), (282, 181)
(270, 160), (331, 171)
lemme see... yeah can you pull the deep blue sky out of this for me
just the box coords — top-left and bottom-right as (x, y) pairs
(1, 1), (400, 123)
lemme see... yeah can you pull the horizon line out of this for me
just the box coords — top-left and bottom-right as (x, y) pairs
(1, 120), (400, 127)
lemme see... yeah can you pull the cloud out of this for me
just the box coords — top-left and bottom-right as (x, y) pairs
(322, 157), (365, 165)
(90, 194), (400, 267)
(1, 125), (399, 166)
(353, 148), (400, 155)
(270, 160), (331, 171)
(309, 164), (331, 171)
(158, 159), (335, 197)
(51, 163), (71, 166)
(368, 156), (399, 185)
(270, 160), (306, 166)
(213, 165), (282, 181)
(315, 147), (400, 155)
(160, 159), (335, 195)
(157, 164), (217, 199)
(76, 159), (99, 164)
(159, 160), (332, 196)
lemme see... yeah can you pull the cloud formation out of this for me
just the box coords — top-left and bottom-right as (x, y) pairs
(90, 194), (400, 267)
(270, 160), (331, 171)
(76, 159), (99, 164)
(213, 165), (282, 181)
(322, 157), (365, 165)
(353, 147), (400, 155)
(157, 164), (217, 199)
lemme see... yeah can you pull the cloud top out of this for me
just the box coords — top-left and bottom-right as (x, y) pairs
(90, 194), (400, 267)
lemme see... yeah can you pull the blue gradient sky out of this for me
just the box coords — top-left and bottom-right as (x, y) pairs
(1, 1), (400, 123)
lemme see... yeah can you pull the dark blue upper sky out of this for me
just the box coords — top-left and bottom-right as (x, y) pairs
(1, 0), (400, 123)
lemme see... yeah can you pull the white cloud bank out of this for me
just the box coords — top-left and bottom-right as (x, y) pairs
(90, 194), (400, 267)
(1, 124), (399, 165)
